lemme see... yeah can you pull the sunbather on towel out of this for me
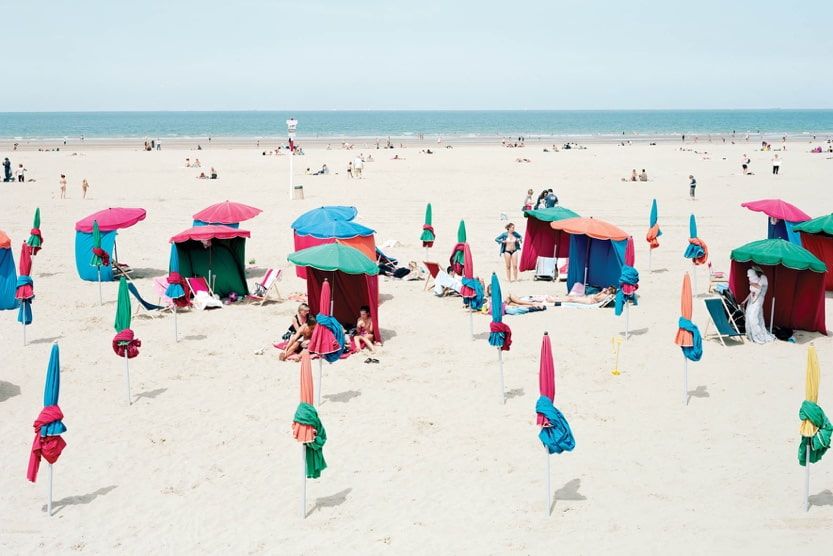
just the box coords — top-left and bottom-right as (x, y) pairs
(280, 316), (317, 361)
(433, 269), (463, 297)
(483, 285), (548, 315)
(550, 286), (616, 305)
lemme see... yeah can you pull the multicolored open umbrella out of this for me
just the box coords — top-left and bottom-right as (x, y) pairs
(293, 351), (317, 518)
(113, 277), (140, 405)
(420, 203), (435, 248)
(487, 273), (511, 403)
(27, 343), (67, 516)
(674, 273), (702, 404)
(15, 242), (34, 343)
(646, 199), (660, 270)
(309, 280), (346, 405)
(89, 220), (109, 304)
(798, 345), (830, 510)
(27, 208), (43, 255)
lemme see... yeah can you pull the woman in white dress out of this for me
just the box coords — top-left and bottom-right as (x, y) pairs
(744, 266), (775, 344)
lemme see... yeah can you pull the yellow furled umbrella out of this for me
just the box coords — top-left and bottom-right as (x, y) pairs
(800, 345), (820, 437)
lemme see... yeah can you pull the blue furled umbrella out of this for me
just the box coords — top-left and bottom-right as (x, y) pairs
(683, 214), (703, 259)
(487, 273), (510, 404)
(649, 199), (662, 237)
(42, 344), (67, 436)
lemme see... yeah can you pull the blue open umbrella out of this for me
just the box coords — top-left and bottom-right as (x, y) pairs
(487, 273), (511, 404)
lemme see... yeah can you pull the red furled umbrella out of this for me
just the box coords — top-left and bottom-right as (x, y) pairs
(16, 242), (34, 344)
(193, 200), (262, 225)
(460, 243), (476, 298)
(308, 280), (338, 405)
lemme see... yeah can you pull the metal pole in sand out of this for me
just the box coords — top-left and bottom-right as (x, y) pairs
(124, 350), (132, 405)
(47, 464), (53, 516)
(301, 446), (307, 519)
(497, 348), (505, 404)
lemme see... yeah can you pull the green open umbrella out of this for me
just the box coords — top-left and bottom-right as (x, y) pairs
(287, 243), (379, 275)
(26, 208), (43, 254)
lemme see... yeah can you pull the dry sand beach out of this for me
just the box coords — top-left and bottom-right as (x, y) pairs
(1, 140), (832, 553)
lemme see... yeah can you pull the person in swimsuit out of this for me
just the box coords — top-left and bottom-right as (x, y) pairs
(285, 303), (311, 340)
(59, 174), (67, 199)
(280, 315), (316, 361)
(522, 188), (534, 211)
(352, 305), (375, 353)
(495, 223), (522, 282)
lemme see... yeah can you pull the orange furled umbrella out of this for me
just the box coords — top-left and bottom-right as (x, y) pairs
(674, 273), (693, 347)
(292, 351), (316, 443)
(674, 272), (703, 404)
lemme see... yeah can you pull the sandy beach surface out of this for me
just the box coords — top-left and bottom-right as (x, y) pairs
(1, 140), (832, 554)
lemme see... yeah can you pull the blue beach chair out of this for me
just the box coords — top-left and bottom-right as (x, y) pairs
(703, 297), (744, 346)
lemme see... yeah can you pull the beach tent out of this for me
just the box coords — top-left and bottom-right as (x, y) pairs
(794, 214), (833, 291)
(551, 217), (629, 292)
(741, 199), (810, 245)
(291, 206), (374, 279)
(729, 239), (827, 335)
(192, 200), (262, 228)
(0, 230), (17, 310)
(288, 243), (381, 343)
(519, 207), (580, 273)
(74, 208), (146, 282)
(169, 225), (251, 298)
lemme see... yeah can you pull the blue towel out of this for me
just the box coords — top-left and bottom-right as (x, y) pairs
(683, 243), (705, 260)
(614, 265), (639, 316)
(315, 313), (345, 363)
(678, 317), (703, 361)
(535, 396), (576, 454)
(461, 277), (485, 311)
(488, 331), (505, 347)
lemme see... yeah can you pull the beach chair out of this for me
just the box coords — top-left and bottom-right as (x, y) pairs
(186, 276), (214, 297)
(112, 261), (133, 278)
(128, 281), (169, 318)
(703, 296), (744, 346)
(423, 261), (441, 291)
(534, 257), (556, 281)
(708, 261), (728, 293)
(248, 268), (283, 305)
(186, 276), (222, 310)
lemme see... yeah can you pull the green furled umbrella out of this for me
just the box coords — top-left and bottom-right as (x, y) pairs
(89, 220), (106, 304)
(26, 208), (43, 254)
(288, 243), (379, 275)
(114, 277), (135, 405)
(420, 203), (435, 248)
(730, 238), (826, 272)
(457, 220), (467, 243)
(115, 276), (131, 332)
(794, 214), (833, 236)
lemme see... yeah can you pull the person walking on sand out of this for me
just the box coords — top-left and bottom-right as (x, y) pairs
(771, 154), (781, 175)
(741, 154), (750, 175)
(81, 178), (90, 199)
(353, 155), (364, 179)
(688, 175), (696, 200)
(59, 174), (67, 199)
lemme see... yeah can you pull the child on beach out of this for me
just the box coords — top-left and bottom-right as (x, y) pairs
(59, 174), (67, 199)
(81, 178), (89, 198)
(523, 189), (534, 211)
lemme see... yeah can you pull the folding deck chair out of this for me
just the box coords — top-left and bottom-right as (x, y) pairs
(186, 276), (222, 310)
(703, 296), (744, 346)
(423, 261), (441, 291)
(127, 281), (170, 318)
(707, 261), (729, 293)
(248, 268), (283, 305)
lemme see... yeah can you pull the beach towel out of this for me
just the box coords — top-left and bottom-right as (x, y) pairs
(535, 397), (576, 454)
(112, 329), (141, 358)
(615, 266), (639, 316)
(293, 402), (327, 478)
(27, 405), (67, 482)
(461, 277), (485, 310)
(684, 238), (709, 265)
(314, 313), (346, 363)
(433, 271), (462, 296)
(678, 317), (703, 361)
(489, 322), (512, 351)
(799, 401), (832, 466)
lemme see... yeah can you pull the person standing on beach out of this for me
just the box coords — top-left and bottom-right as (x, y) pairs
(2, 157), (11, 182)
(353, 155), (364, 179)
(771, 154), (781, 175)
(741, 154), (749, 175)
(347, 161), (353, 178)
(59, 174), (67, 199)
(688, 175), (696, 200)
(81, 178), (90, 198)
(15, 164), (25, 182)
(495, 223), (522, 282)
(522, 189), (534, 211)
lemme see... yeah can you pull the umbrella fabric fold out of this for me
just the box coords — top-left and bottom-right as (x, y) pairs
(683, 215), (708, 265)
(16, 243), (34, 325)
(310, 314), (345, 362)
(165, 248), (186, 299)
(489, 322), (512, 350)
(614, 266), (639, 316)
(112, 329), (142, 358)
(646, 199), (662, 249)
(90, 221), (110, 267)
(114, 277), (140, 357)
(27, 208), (43, 255)
(801, 346), (821, 437)
(27, 405), (66, 482)
(798, 401), (832, 466)
(535, 397), (576, 454)
(459, 243), (476, 299)
(677, 317), (703, 361)
(674, 273), (702, 361)
(293, 402), (327, 478)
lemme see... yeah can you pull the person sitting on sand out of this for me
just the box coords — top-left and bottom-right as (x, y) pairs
(515, 157), (531, 163)
(282, 303), (311, 341)
(391, 154), (405, 160)
(352, 306), (376, 354)
(280, 316), (317, 361)
(312, 164), (329, 175)
(639, 169), (648, 181)
(622, 169), (638, 182)
(193, 158), (201, 168)
(185, 158), (191, 167)
(209, 167), (218, 179)
(197, 172), (208, 179)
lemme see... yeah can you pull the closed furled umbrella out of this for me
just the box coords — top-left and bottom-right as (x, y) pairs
(15, 242), (34, 345)
(487, 273), (511, 404)
(165, 247), (187, 341)
(89, 220), (109, 304)
(615, 237), (639, 339)
(536, 332), (575, 515)
(646, 199), (660, 271)
(293, 351), (316, 518)
(27, 343), (67, 516)
(799, 345), (831, 511)
(27, 208), (44, 255)
(420, 203), (435, 252)
(674, 273), (702, 405)
(459, 243), (479, 339)
(308, 280), (345, 405)
(113, 277), (140, 405)
(683, 214), (708, 293)
(449, 220), (468, 274)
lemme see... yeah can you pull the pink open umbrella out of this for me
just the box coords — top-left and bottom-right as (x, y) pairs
(308, 280), (339, 405)
(193, 200), (262, 225)
(741, 199), (811, 222)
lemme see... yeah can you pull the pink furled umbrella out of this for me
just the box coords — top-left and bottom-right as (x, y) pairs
(537, 332), (555, 513)
(308, 279), (338, 405)
(741, 199), (811, 222)
(193, 200), (262, 225)
(625, 236), (635, 267)
(460, 243), (475, 298)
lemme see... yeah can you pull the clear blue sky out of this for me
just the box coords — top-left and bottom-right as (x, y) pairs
(4, 0), (832, 111)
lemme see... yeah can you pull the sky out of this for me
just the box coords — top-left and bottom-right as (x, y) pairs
(3, 0), (833, 111)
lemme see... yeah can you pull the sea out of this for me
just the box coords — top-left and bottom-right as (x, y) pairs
(1, 110), (832, 140)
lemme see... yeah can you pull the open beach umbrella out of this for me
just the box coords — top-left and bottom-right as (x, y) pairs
(308, 280), (346, 405)
(674, 273), (702, 405)
(16, 242), (34, 344)
(292, 351), (317, 518)
(798, 345), (831, 510)
(27, 208), (43, 255)
(615, 237), (639, 338)
(89, 220), (109, 304)
(165, 247), (187, 341)
(683, 214), (708, 293)
(193, 200), (262, 225)
(420, 203), (435, 251)
(113, 277), (140, 405)
(535, 332), (575, 515)
(646, 199), (660, 270)
(27, 343), (67, 516)
(742, 199), (810, 244)
(487, 273), (511, 403)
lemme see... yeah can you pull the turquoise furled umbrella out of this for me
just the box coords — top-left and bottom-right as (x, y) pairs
(165, 247), (186, 341)
(487, 273), (511, 404)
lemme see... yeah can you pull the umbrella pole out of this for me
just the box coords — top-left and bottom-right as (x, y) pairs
(301, 445), (307, 519)
(804, 444), (812, 512)
(124, 350), (132, 406)
(47, 463), (53, 517)
(683, 354), (688, 405)
(97, 267), (103, 305)
(770, 297), (775, 335)
(469, 309), (474, 340)
(691, 262), (697, 295)
(545, 447), (552, 516)
(625, 302), (630, 340)
(173, 305), (178, 342)
(648, 248), (652, 273)
(23, 321), (26, 346)
(317, 359), (322, 407)
(497, 348), (505, 404)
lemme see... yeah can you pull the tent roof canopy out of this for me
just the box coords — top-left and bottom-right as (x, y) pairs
(193, 201), (262, 224)
(295, 219), (375, 239)
(170, 225), (251, 243)
(730, 238), (827, 273)
(76, 208), (147, 232)
(551, 217), (628, 241)
(288, 243), (379, 275)
(794, 214), (833, 236)
(740, 199), (811, 222)
(524, 206), (580, 222)
(291, 206), (357, 230)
